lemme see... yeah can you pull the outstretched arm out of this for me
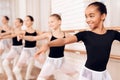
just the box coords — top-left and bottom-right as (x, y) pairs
(34, 35), (78, 57)
(0, 29), (18, 39)
(1, 34), (13, 39)
(20, 32), (49, 41)
(48, 35), (77, 47)
(0, 30), (12, 37)
(0, 27), (14, 37)
(0, 28), (14, 40)
(34, 44), (49, 58)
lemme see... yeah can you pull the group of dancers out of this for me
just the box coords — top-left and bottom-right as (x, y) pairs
(0, 1), (120, 80)
(0, 10), (77, 80)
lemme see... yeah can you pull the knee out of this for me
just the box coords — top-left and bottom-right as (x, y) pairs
(2, 59), (9, 67)
(13, 66), (21, 75)
(37, 76), (46, 80)
(37, 74), (50, 80)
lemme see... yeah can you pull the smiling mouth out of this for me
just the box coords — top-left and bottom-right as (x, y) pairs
(88, 24), (93, 26)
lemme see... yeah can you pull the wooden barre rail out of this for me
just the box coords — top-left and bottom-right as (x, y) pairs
(110, 55), (120, 60)
(65, 49), (120, 60)
(63, 27), (120, 32)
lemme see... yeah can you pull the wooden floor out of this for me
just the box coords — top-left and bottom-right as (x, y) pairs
(0, 65), (54, 80)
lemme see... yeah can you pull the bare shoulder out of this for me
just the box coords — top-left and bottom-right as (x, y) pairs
(64, 32), (74, 37)
(42, 31), (52, 40)
(44, 31), (52, 37)
(36, 30), (43, 35)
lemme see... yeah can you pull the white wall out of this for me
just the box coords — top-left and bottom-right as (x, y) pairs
(39, 0), (51, 31)
(13, 0), (40, 30)
(0, 0), (17, 26)
(109, 0), (120, 26)
(15, 0), (51, 31)
(51, 0), (87, 30)
(26, 0), (41, 30)
(17, 0), (27, 19)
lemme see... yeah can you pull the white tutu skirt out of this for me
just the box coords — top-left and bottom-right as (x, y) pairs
(0, 39), (11, 50)
(79, 66), (112, 80)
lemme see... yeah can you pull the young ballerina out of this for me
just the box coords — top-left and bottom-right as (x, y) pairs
(1, 18), (23, 80)
(21, 14), (79, 80)
(0, 16), (12, 74)
(13, 15), (40, 80)
(36, 2), (120, 80)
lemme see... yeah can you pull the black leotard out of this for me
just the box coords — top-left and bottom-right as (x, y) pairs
(75, 30), (120, 71)
(49, 35), (65, 58)
(24, 31), (37, 48)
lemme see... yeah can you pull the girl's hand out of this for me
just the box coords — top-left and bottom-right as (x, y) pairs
(17, 34), (23, 41)
(34, 44), (49, 59)
(19, 34), (24, 39)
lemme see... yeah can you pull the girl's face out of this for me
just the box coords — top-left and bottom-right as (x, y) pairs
(24, 17), (33, 27)
(14, 19), (22, 28)
(85, 5), (106, 30)
(1, 17), (8, 24)
(48, 16), (61, 30)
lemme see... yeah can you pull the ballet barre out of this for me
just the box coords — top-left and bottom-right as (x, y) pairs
(62, 26), (120, 32)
